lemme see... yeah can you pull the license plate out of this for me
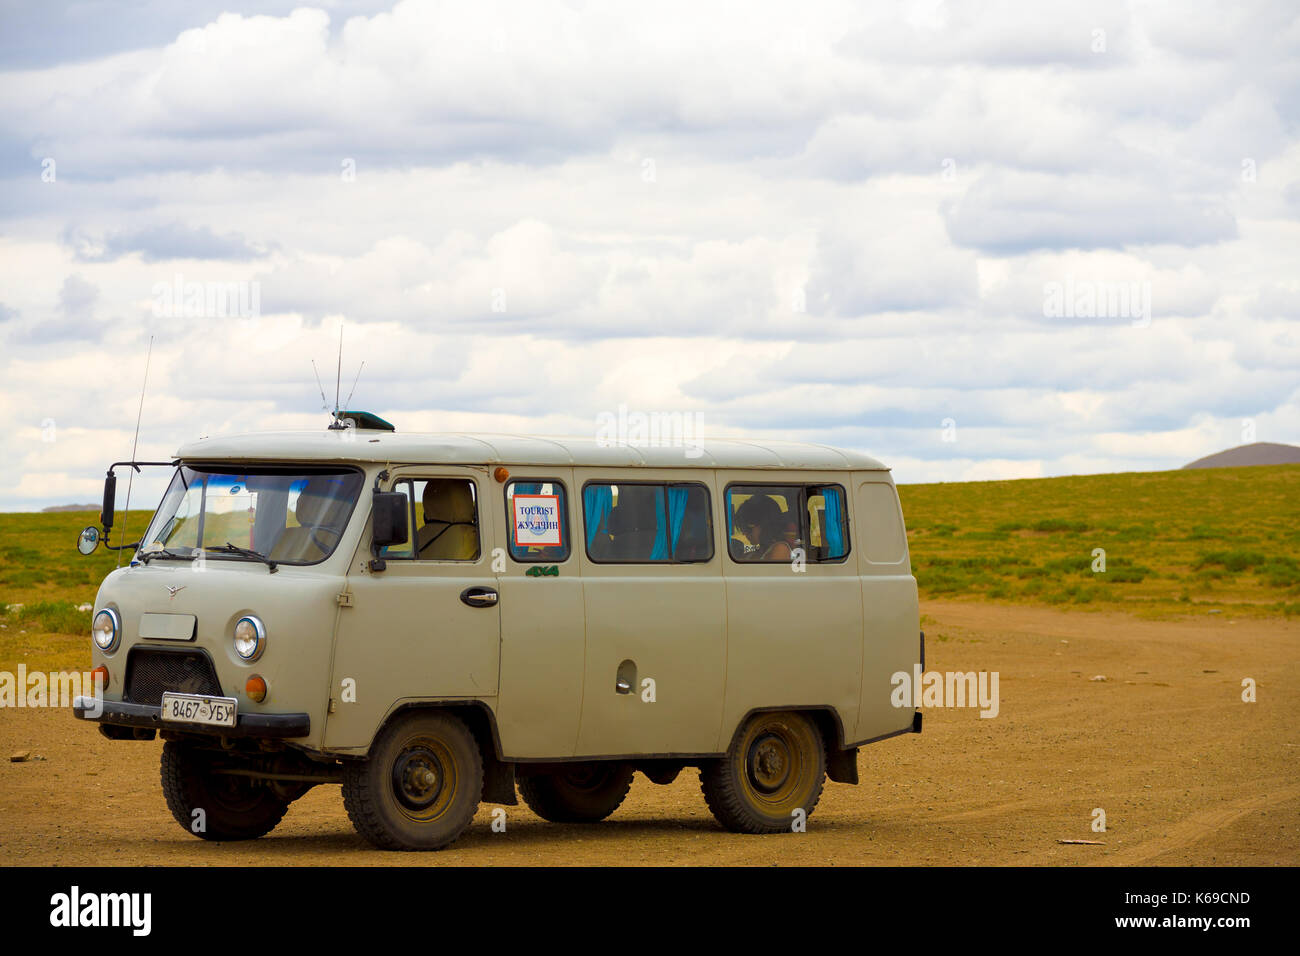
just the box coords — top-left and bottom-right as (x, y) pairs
(160, 692), (237, 728)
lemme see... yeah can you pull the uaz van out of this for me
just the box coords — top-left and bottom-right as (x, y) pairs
(74, 414), (922, 850)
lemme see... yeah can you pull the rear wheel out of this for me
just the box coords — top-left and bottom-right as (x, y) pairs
(160, 742), (291, 841)
(518, 762), (635, 823)
(342, 711), (483, 851)
(700, 711), (826, 833)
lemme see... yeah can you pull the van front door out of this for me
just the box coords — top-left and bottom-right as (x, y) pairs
(324, 467), (501, 752)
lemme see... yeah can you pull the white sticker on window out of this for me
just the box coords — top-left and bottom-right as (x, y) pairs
(513, 494), (562, 547)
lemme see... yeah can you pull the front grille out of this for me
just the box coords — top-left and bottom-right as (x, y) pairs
(124, 649), (223, 706)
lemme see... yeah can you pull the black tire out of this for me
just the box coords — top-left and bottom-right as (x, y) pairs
(342, 711), (483, 851)
(700, 711), (826, 834)
(160, 742), (291, 841)
(518, 762), (635, 823)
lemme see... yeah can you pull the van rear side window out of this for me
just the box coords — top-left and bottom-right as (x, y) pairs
(727, 484), (849, 563)
(858, 482), (907, 564)
(583, 482), (712, 563)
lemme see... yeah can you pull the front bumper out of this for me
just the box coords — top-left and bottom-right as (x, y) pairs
(73, 696), (310, 739)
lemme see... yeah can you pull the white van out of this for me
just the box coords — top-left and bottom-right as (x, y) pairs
(74, 414), (922, 849)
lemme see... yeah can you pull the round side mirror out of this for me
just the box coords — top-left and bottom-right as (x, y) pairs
(77, 526), (101, 555)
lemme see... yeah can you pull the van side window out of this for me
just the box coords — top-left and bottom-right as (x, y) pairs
(727, 484), (849, 563)
(505, 480), (570, 562)
(858, 482), (907, 563)
(383, 478), (481, 561)
(807, 486), (849, 560)
(670, 484), (713, 561)
(583, 482), (713, 563)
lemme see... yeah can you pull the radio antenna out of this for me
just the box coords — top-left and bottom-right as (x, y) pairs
(117, 335), (153, 569)
(344, 361), (365, 409)
(321, 323), (366, 430)
(311, 359), (330, 414)
(334, 323), (343, 414)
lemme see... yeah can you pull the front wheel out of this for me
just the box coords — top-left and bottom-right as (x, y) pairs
(518, 762), (635, 823)
(342, 711), (483, 851)
(700, 711), (826, 834)
(160, 742), (291, 841)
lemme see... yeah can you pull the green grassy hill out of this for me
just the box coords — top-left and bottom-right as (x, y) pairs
(899, 463), (1300, 617)
(0, 463), (1297, 650)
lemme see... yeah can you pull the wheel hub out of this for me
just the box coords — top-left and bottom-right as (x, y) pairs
(393, 747), (445, 811)
(746, 732), (792, 794)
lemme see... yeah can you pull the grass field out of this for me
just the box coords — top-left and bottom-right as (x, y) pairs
(0, 509), (152, 670)
(0, 463), (1297, 652)
(899, 463), (1300, 618)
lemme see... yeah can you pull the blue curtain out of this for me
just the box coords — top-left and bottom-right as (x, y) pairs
(649, 487), (670, 560)
(822, 488), (845, 557)
(666, 487), (689, 557)
(583, 485), (613, 548)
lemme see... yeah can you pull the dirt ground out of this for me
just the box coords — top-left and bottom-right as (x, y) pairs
(1, 600), (1297, 866)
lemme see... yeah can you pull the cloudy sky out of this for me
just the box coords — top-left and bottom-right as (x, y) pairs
(1, 0), (1297, 510)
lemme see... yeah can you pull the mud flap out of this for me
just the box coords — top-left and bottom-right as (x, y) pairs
(914, 629), (925, 734)
(826, 747), (860, 784)
(482, 753), (519, 806)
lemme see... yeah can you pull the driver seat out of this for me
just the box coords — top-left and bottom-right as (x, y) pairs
(269, 485), (340, 562)
(417, 480), (479, 560)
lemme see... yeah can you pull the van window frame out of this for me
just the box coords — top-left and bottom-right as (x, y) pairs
(723, 481), (852, 565)
(145, 462), (367, 567)
(580, 479), (715, 565)
(382, 474), (483, 563)
(502, 477), (572, 564)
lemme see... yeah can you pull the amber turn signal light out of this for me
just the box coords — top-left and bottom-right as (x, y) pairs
(494, 467), (509, 482)
(245, 675), (267, 703)
(90, 665), (110, 692)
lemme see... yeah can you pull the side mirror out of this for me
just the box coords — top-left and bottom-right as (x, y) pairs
(371, 491), (409, 549)
(101, 473), (117, 532)
(77, 526), (100, 555)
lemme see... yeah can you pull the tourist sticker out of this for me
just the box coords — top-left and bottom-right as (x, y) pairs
(513, 494), (562, 547)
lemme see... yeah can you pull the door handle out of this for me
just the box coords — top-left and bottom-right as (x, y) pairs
(460, 586), (498, 608)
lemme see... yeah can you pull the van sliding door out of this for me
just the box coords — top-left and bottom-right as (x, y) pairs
(571, 470), (727, 757)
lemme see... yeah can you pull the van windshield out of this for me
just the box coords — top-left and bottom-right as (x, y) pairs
(139, 466), (364, 565)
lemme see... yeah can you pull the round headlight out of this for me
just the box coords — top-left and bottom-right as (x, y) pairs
(92, 608), (120, 652)
(233, 616), (266, 661)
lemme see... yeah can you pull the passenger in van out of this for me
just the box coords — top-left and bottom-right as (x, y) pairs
(417, 480), (480, 560)
(780, 515), (800, 551)
(734, 494), (793, 562)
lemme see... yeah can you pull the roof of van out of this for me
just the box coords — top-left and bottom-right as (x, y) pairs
(173, 430), (889, 471)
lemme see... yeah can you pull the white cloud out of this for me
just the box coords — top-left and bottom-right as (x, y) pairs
(0, 0), (1298, 509)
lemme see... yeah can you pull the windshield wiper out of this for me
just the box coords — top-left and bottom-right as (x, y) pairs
(206, 542), (279, 573)
(138, 548), (198, 565)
